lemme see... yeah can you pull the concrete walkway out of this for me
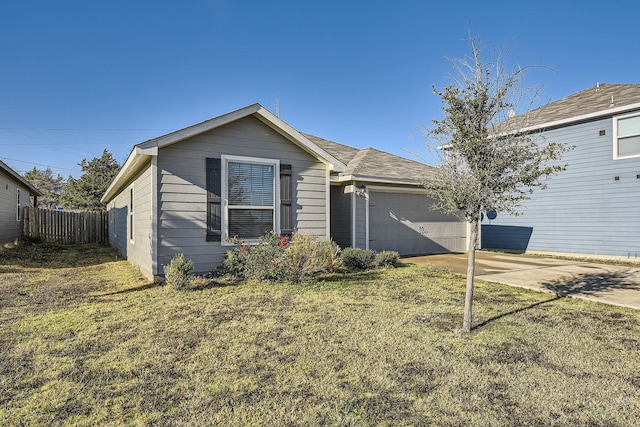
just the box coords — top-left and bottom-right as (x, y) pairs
(403, 251), (640, 310)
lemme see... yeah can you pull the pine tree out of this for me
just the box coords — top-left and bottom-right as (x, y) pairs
(60, 149), (121, 211)
(24, 167), (65, 209)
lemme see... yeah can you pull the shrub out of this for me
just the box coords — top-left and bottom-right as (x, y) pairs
(222, 235), (250, 278)
(164, 253), (194, 290)
(374, 250), (401, 268)
(283, 233), (341, 283)
(340, 248), (375, 271)
(223, 232), (289, 281)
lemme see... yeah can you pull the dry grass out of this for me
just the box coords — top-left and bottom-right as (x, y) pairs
(2, 243), (640, 426)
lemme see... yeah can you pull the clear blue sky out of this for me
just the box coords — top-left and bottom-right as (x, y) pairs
(1, 0), (638, 177)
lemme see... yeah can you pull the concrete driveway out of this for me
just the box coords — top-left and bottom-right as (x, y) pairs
(403, 251), (640, 310)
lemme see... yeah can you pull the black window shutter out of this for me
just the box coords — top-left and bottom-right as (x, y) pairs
(280, 164), (293, 237)
(206, 158), (222, 241)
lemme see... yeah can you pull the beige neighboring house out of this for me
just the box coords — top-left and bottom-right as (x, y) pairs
(102, 104), (468, 279)
(0, 160), (42, 244)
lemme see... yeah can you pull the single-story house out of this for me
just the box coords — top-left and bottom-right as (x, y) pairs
(101, 104), (468, 279)
(0, 160), (42, 244)
(482, 83), (640, 260)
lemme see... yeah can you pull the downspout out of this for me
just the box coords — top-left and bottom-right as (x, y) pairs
(351, 183), (356, 248)
(325, 165), (331, 239)
(364, 186), (370, 250)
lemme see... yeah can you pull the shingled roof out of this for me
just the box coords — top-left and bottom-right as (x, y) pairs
(303, 132), (437, 184)
(302, 133), (360, 165)
(512, 83), (640, 131)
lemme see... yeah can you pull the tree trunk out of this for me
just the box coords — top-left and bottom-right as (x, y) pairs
(462, 220), (479, 333)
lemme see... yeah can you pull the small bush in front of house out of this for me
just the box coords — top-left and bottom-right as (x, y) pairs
(222, 235), (250, 278)
(223, 232), (289, 282)
(283, 233), (341, 283)
(164, 253), (194, 290)
(340, 248), (375, 271)
(374, 250), (401, 268)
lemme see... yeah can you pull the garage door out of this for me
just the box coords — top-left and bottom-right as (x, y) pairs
(369, 191), (467, 255)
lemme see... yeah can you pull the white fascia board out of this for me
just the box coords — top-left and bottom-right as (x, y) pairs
(500, 102), (640, 136)
(253, 106), (347, 173)
(136, 146), (158, 156)
(101, 148), (153, 203)
(331, 174), (425, 186)
(104, 102), (350, 203)
(134, 103), (347, 173)
(365, 185), (427, 194)
(0, 160), (43, 196)
(137, 104), (262, 150)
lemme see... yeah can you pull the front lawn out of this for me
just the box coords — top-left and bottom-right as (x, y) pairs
(1, 243), (639, 426)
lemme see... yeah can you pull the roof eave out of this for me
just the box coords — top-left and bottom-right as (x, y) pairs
(102, 103), (348, 203)
(135, 103), (346, 171)
(500, 101), (640, 136)
(252, 106), (347, 172)
(0, 160), (43, 196)
(331, 174), (427, 186)
(101, 146), (154, 203)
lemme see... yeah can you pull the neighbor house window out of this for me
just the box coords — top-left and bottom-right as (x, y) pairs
(223, 155), (278, 241)
(614, 113), (640, 158)
(129, 187), (134, 242)
(16, 188), (21, 221)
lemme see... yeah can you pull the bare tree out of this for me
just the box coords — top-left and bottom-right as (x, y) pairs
(424, 37), (570, 333)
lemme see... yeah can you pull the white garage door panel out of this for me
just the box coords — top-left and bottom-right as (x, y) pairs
(369, 192), (466, 254)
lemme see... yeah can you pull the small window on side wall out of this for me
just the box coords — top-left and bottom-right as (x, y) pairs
(614, 113), (640, 159)
(16, 188), (21, 221)
(129, 187), (134, 242)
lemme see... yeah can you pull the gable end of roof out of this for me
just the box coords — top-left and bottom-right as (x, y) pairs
(0, 160), (43, 196)
(102, 104), (347, 203)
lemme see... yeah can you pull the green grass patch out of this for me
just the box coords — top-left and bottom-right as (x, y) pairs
(2, 243), (640, 425)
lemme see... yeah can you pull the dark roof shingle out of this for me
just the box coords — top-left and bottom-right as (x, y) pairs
(513, 83), (640, 129)
(302, 133), (437, 183)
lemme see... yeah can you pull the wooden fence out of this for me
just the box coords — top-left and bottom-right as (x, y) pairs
(23, 207), (108, 244)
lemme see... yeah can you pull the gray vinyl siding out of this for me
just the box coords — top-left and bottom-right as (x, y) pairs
(482, 116), (640, 258)
(330, 185), (351, 249)
(0, 170), (28, 244)
(108, 192), (128, 257)
(107, 161), (154, 279)
(156, 115), (328, 274)
(129, 165), (153, 278)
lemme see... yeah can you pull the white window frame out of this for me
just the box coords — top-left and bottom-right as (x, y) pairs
(112, 204), (117, 238)
(129, 186), (134, 243)
(613, 112), (640, 160)
(221, 155), (280, 245)
(16, 188), (21, 221)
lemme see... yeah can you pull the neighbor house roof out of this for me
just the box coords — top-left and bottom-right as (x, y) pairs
(507, 83), (640, 133)
(0, 160), (43, 196)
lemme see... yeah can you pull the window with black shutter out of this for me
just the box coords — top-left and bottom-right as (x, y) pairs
(206, 158), (222, 241)
(280, 164), (293, 237)
(208, 156), (294, 241)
